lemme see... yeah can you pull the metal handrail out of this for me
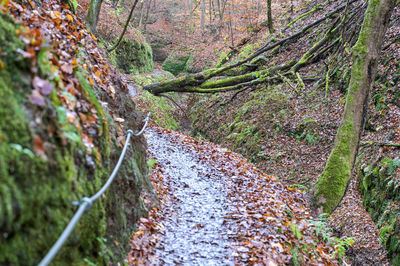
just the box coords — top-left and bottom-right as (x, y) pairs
(38, 112), (150, 266)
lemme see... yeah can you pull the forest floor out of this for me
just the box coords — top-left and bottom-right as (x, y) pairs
(123, 125), (390, 265)
(127, 127), (344, 265)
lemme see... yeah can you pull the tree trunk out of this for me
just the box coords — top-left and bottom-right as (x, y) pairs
(87, 0), (103, 31)
(312, 0), (396, 214)
(143, 0), (152, 31)
(201, 0), (206, 30)
(267, 0), (274, 33)
(138, 0), (145, 28)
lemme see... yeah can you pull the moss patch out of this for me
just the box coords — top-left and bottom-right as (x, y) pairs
(360, 156), (400, 264)
(131, 71), (180, 130)
(162, 54), (191, 76)
(111, 37), (154, 75)
(313, 121), (354, 213)
(0, 12), (150, 264)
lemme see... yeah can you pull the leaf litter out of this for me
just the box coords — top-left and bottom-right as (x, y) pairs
(127, 127), (343, 265)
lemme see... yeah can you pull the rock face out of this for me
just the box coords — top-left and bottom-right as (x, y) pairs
(105, 28), (154, 75)
(113, 36), (154, 74)
(359, 154), (400, 265)
(0, 10), (153, 265)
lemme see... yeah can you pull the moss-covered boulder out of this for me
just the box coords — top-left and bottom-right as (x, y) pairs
(0, 9), (152, 265)
(360, 156), (400, 264)
(112, 35), (154, 75)
(162, 54), (190, 76)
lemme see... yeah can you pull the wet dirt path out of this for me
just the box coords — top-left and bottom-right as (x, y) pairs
(145, 128), (234, 265)
(127, 127), (344, 265)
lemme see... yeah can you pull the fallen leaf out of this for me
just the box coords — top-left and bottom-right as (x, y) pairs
(66, 14), (73, 22)
(33, 135), (46, 157)
(61, 63), (73, 74)
(115, 117), (125, 123)
(49, 10), (61, 19)
(30, 90), (46, 106)
(33, 76), (53, 95)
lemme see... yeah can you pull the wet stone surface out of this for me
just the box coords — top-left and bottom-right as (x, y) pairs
(146, 129), (234, 265)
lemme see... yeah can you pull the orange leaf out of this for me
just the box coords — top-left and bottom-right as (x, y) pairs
(50, 10), (61, 19)
(78, 112), (87, 123)
(33, 135), (46, 157)
(66, 14), (73, 22)
(95, 149), (102, 163)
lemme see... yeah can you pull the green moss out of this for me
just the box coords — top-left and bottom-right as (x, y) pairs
(139, 91), (179, 130)
(162, 54), (190, 76)
(314, 121), (354, 213)
(0, 12), (150, 264)
(201, 69), (269, 89)
(351, 0), (381, 56)
(113, 37), (154, 74)
(130, 70), (175, 87)
(359, 155), (400, 264)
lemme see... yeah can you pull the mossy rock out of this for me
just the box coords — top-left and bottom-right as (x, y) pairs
(0, 11), (151, 265)
(360, 156), (400, 264)
(112, 36), (154, 75)
(162, 54), (190, 76)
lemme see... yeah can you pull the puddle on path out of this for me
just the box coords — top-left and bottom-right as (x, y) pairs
(146, 129), (234, 265)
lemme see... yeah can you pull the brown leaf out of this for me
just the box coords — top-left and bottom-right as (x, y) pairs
(29, 90), (45, 106)
(33, 76), (53, 95)
(33, 135), (46, 157)
(61, 63), (73, 74)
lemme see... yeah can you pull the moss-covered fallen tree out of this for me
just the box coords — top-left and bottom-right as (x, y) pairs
(141, 0), (397, 216)
(143, 0), (364, 95)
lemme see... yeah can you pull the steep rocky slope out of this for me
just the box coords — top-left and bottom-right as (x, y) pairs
(0, 1), (154, 264)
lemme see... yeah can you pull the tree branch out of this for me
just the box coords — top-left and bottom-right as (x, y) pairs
(107, 0), (139, 52)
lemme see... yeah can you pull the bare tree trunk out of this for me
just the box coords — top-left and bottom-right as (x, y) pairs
(138, 0), (145, 29)
(209, 0), (212, 25)
(87, 0), (103, 30)
(228, 3), (234, 46)
(201, 0), (206, 30)
(143, 0), (152, 31)
(267, 0), (274, 33)
(189, 0), (194, 32)
(216, 0), (222, 19)
(313, 0), (397, 214)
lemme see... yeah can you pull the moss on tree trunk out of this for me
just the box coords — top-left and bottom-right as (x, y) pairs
(312, 0), (396, 214)
(87, 0), (103, 30)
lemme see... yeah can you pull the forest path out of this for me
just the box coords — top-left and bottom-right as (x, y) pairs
(126, 127), (340, 265)
(144, 128), (234, 265)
